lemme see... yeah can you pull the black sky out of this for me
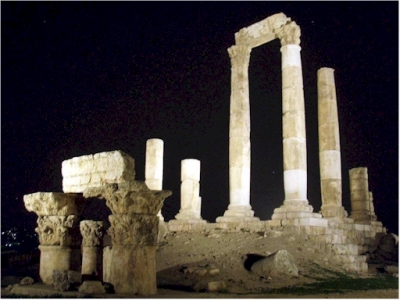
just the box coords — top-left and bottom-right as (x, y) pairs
(2, 2), (398, 234)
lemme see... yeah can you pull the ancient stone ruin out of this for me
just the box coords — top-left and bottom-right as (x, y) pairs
(22, 12), (391, 295)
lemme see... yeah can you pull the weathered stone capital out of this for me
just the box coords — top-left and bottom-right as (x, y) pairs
(35, 215), (78, 246)
(24, 192), (85, 216)
(108, 214), (159, 246)
(227, 45), (252, 69)
(84, 182), (172, 215)
(80, 221), (104, 247)
(274, 21), (301, 46)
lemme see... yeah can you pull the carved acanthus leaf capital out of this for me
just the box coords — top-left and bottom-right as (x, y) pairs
(274, 21), (301, 46)
(35, 215), (78, 246)
(228, 45), (252, 69)
(108, 214), (158, 246)
(85, 182), (171, 215)
(80, 221), (104, 247)
(24, 192), (84, 216)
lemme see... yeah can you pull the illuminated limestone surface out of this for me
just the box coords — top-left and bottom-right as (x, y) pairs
(62, 150), (135, 193)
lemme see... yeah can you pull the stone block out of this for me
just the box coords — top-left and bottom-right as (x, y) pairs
(281, 219), (299, 226)
(263, 220), (282, 227)
(300, 226), (326, 235)
(250, 250), (299, 277)
(299, 218), (328, 227)
(271, 212), (286, 220)
(78, 281), (106, 294)
(286, 212), (313, 219)
(62, 150), (135, 193)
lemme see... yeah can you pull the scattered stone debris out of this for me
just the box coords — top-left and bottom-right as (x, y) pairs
(193, 280), (226, 292)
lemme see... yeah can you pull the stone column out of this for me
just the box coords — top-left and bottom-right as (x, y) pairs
(145, 138), (165, 221)
(83, 181), (172, 295)
(317, 67), (348, 218)
(80, 221), (104, 281)
(23, 192), (84, 285)
(217, 44), (259, 223)
(349, 167), (374, 221)
(172, 159), (205, 222)
(271, 21), (315, 221)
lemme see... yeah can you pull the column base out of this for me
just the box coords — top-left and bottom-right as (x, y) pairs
(350, 211), (377, 222)
(216, 205), (260, 223)
(320, 205), (349, 219)
(271, 199), (315, 220)
(174, 211), (204, 221)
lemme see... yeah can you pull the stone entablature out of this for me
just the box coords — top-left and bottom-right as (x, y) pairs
(234, 13), (290, 48)
(62, 150), (136, 193)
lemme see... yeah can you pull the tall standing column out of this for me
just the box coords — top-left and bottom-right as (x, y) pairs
(349, 167), (373, 222)
(317, 68), (348, 218)
(145, 138), (164, 221)
(217, 45), (259, 223)
(271, 21), (316, 221)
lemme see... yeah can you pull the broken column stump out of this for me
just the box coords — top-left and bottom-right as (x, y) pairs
(84, 181), (171, 295)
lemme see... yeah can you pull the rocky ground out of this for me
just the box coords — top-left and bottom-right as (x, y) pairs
(155, 228), (399, 297)
(2, 227), (398, 298)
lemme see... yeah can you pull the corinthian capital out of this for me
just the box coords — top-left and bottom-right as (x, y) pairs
(227, 45), (252, 69)
(80, 221), (104, 247)
(108, 214), (158, 246)
(24, 192), (84, 216)
(274, 21), (301, 46)
(35, 215), (78, 246)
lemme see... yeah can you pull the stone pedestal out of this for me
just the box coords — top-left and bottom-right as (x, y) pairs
(38, 245), (71, 285)
(217, 45), (258, 223)
(172, 159), (206, 224)
(317, 67), (348, 219)
(83, 181), (171, 295)
(80, 221), (104, 281)
(271, 22), (313, 220)
(349, 168), (375, 222)
(145, 138), (165, 221)
(23, 192), (84, 285)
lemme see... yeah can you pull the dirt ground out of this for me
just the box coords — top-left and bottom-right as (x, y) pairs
(2, 228), (398, 298)
(154, 228), (399, 298)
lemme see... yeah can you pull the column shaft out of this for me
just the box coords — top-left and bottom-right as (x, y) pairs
(281, 44), (308, 204)
(349, 167), (373, 221)
(317, 67), (347, 218)
(145, 138), (164, 220)
(217, 45), (259, 222)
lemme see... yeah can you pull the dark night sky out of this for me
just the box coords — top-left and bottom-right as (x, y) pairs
(2, 2), (398, 234)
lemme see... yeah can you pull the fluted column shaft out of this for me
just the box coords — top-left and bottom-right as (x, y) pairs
(317, 68), (348, 218)
(145, 138), (164, 220)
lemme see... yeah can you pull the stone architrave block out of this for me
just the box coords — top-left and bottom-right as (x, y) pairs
(62, 150), (136, 193)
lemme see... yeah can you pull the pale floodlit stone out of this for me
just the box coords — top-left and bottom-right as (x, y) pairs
(80, 221), (104, 280)
(145, 138), (165, 220)
(62, 150), (136, 193)
(317, 68), (348, 218)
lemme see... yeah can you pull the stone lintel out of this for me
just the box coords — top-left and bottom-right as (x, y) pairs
(62, 150), (136, 193)
(234, 13), (290, 48)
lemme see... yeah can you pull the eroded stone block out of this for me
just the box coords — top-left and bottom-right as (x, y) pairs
(62, 150), (136, 193)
